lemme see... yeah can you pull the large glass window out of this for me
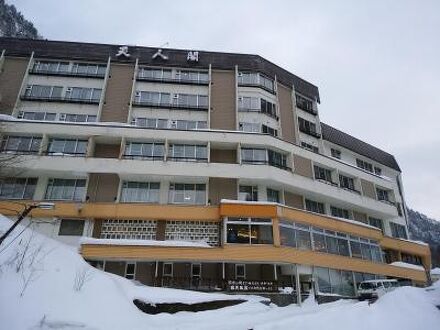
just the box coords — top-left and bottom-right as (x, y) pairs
(168, 144), (207, 162)
(390, 222), (408, 239)
(168, 183), (206, 205)
(24, 85), (62, 99)
(1, 136), (41, 154)
(176, 70), (209, 83)
(339, 174), (357, 192)
(138, 67), (172, 80)
(135, 91), (171, 105)
(298, 117), (319, 136)
(237, 72), (274, 92)
(18, 111), (57, 121)
(330, 206), (350, 219)
(120, 181), (160, 203)
(314, 165), (334, 184)
(239, 122), (260, 133)
(239, 185), (258, 201)
(226, 217), (273, 245)
(58, 219), (85, 236)
(65, 87), (101, 102)
(0, 177), (37, 199)
(33, 61), (69, 73)
(279, 221), (296, 247)
(172, 94), (208, 109)
(71, 63), (106, 76)
(124, 142), (164, 160)
(59, 113), (97, 123)
(45, 178), (86, 201)
(368, 217), (384, 231)
(241, 148), (267, 164)
(314, 267), (355, 297)
(295, 94), (314, 113)
(376, 188), (391, 202)
(266, 188), (280, 203)
(356, 159), (373, 172)
(305, 199), (325, 214)
(48, 138), (88, 156)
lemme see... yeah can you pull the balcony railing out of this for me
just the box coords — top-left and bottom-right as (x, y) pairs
(241, 160), (292, 171)
(238, 82), (276, 94)
(122, 155), (164, 161)
(238, 108), (279, 121)
(29, 69), (106, 79)
(136, 75), (209, 85)
(316, 178), (339, 187)
(44, 151), (87, 157)
(21, 95), (100, 105)
(132, 100), (208, 111)
(167, 156), (208, 163)
(296, 103), (318, 115)
(299, 128), (321, 138)
(341, 186), (362, 195)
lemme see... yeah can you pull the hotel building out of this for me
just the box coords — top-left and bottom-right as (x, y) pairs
(0, 37), (431, 301)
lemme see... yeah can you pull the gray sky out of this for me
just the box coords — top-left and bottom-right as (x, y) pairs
(11, 0), (440, 219)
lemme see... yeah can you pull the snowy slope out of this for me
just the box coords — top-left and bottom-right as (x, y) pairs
(1, 214), (440, 330)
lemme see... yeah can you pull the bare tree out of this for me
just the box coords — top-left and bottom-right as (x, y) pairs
(73, 266), (93, 292)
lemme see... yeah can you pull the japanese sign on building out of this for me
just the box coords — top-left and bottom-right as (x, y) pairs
(187, 51), (199, 62)
(227, 280), (277, 292)
(116, 46), (130, 58)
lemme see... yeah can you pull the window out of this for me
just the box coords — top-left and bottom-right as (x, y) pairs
(238, 96), (260, 110)
(170, 120), (208, 130)
(176, 70), (209, 83)
(237, 72), (274, 92)
(279, 221), (296, 247)
(331, 148), (341, 159)
(239, 122), (260, 133)
(138, 67), (172, 80)
(168, 144), (207, 161)
(120, 182), (160, 203)
(18, 111), (56, 121)
(266, 188), (280, 203)
(48, 138), (88, 156)
(376, 188), (390, 202)
(374, 167), (382, 176)
(0, 177), (37, 199)
(65, 87), (101, 102)
(132, 117), (168, 129)
(356, 159), (373, 173)
(191, 263), (202, 278)
(339, 174), (358, 192)
(241, 148), (267, 164)
(296, 224), (312, 250)
(314, 165), (334, 184)
(168, 183), (206, 205)
(58, 219), (85, 236)
(59, 113), (97, 123)
(124, 142), (164, 160)
(1, 136), (41, 154)
(235, 264), (246, 279)
(298, 118), (319, 137)
(135, 91), (171, 105)
(172, 93), (208, 109)
(301, 142), (319, 153)
(71, 63), (106, 76)
(260, 99), (277, 118)
(33, 61), (69, 73)
(262, 125), (278, 137)
(295, 94), (315, 114)
(305, 199), (325, 214)
(268, 150), (287, 169)
(390, 222), (408, 239)
(45, 178), (86, 201)
(226, 217), (273, 245)
(239, 185), (258, 201)
(163, 263), (173, 277)
(124, 263), (136, 280)
(368, 217), (384, 231)
(330, 206), (350, 219)
(24, 85), (63, 99)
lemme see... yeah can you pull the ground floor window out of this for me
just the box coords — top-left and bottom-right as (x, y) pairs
(163, 263), (173, 277)
(58, 219), (85, 236)
(235, 264), (246, 279)
(226, 217), (273, 245)
(314, 267), (355, 297)
(125, 262), (136, 280)
(191, 263), (202, 278)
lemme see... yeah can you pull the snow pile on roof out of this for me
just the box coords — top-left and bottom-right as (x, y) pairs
(390, 261), (426, 271)
(1, 214), (440, 330)
(81, 237), (212, 248)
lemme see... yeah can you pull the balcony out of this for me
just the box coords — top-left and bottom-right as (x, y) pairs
(132, 100), (208, 111)
(296, 102), (318, 115)
(299, 127), (321, 138)
(241, 160), (291, 172)
(29, 68), (106, 79)
(20, 95), (100, 105)
(238, 108), (279, 121)
(167, 156), (208, 163)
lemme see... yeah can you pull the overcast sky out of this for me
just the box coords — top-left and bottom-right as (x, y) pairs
(10, 0), (440, 219)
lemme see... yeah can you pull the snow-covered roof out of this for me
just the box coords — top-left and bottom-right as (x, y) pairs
(390, 262), (425, 271)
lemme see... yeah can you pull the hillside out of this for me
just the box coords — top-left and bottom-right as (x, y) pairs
(408, 208), (440, 267)
(0, 214), (439, 329)
(0, 0), (40, 39)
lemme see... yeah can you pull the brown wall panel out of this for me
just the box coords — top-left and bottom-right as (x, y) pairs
(0, 57), (28, 115)
(136, 262), (155, 285)
(361, 179), (377, 199)
(156, 220), (166, 241)
(284, 191), (304, 209)
(209, 178), (237, 205)
(210, 149), (237, 163)
(100, 63), (134, 123)
(277, 83), (296, 143)
(92, 219), (103, 238)
(86, 173), (120, 202)
(210, 70), (236, 130)
(104, 261), (125, 277)
(94, 144), (121, 158)
(293, 155), (313, 178)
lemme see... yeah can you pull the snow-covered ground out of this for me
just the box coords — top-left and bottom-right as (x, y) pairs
(1, 214), (439, 330)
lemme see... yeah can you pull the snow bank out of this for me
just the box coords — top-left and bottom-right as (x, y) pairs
(1, 214), (440, 330)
